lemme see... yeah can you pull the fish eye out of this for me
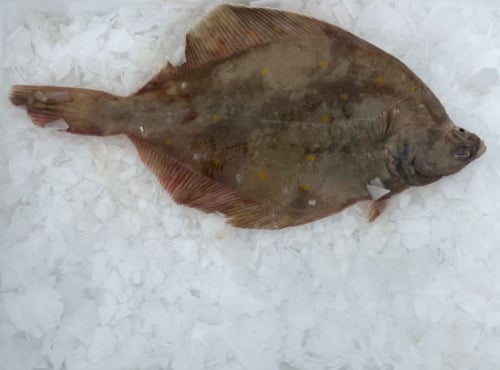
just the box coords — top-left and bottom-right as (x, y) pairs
(454, 147), (470, 159)
(458, 127), (466, 133)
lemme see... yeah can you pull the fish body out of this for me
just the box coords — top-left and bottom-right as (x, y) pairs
(10, 5), (485, 229)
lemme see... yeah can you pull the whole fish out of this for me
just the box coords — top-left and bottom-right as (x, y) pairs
(10, 5), (485, 229)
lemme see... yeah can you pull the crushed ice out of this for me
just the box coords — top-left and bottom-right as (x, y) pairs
(1, 1), (500, 370)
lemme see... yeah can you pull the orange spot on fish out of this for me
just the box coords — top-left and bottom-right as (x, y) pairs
(305, 154), (315, 161)
(212, 114), (221, 123)
(339, 92), (349, 101)
(218, 40), (226, 50)
(376, 76), (385, 87)
(322, 114), (331, 123)
(261, 67), (270, 76)
(214, 158), (223, 166)
(257, 170), (266, 180)
(409, 86), (417, 93)
(248, 30), (256, 38)
(273, 25), (282, 33)
(319, 60), (329, 69)
(299, 183), (310, 191)
(311, 88), (318, 95)
(165, 138), (172, 145)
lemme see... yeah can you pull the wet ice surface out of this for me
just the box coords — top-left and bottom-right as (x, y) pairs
(1, 0), (500, 369)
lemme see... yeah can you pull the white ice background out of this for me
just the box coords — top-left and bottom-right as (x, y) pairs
(1, 0), (500, 369)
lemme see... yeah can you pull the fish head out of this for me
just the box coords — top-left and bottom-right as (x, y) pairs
(387, 116), (486, 186)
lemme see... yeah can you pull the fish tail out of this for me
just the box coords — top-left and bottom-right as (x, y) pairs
(9, 85), (126, 136)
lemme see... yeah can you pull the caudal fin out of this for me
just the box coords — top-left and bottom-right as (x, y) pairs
(10, 85), (125, 136)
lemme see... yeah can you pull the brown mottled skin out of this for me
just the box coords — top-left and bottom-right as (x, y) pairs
(9, 5), (485, 229)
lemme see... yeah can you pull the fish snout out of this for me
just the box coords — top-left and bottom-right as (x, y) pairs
(454, 132), (486, 160)
(476, 137), (486, 157)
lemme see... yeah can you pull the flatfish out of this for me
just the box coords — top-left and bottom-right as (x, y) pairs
(10, 5), (485, 229)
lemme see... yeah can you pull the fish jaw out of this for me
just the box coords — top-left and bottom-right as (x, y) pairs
(477, 139), (486, 157)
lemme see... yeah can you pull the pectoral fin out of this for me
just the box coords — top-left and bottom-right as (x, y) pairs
(368, 197), (389, 222)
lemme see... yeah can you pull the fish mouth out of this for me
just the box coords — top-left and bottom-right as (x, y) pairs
(456, 133), (486, 161)
(477, 140), (486, 157)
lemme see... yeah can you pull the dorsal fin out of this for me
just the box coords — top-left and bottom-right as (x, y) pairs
(184, 5), (333, 68)
(137, 5), (336, 92)
(127, 135), (305, 229)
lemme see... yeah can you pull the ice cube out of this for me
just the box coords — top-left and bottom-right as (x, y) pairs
(6, 26), (34, 65)
(3, 289), (63, 338)
(366, 184), (391, 200)
(8, 148), (33, 185)
(98, 293), (118, 325)
(64, 300), (99, 345)
(465, 67), (499, 93)
(105, 28), (134, 53)
(141, 299), (169, 327)
(88, 326), (116, 363)
(200, 213), (227, 239)
(48, 328), (78, 370)
(0, 335), (44, 370)
(341, 0), (361, 19)
(94, 196), (116, 221)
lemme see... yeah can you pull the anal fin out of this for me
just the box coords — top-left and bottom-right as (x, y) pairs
(128, 135), (294, 229)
